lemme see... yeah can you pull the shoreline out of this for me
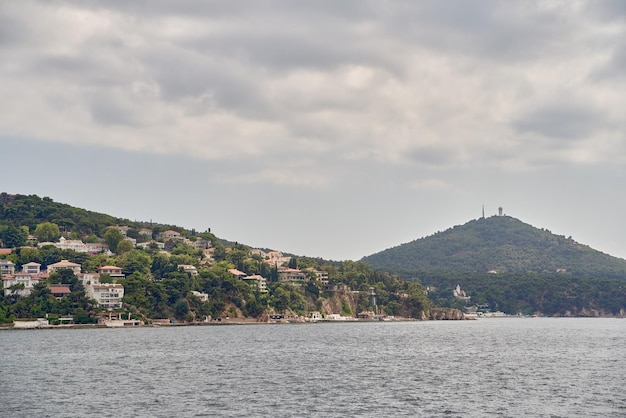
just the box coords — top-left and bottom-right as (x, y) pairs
(2, 315), (623, 330)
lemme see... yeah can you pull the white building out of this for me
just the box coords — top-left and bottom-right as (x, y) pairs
(191, 290), (209, 302)
(85, 243), (109, 254)
(55, 237), (88, 253)
(3, 273), (44, 296)
(158, 230), (182, 240)
(265, 251), (291, 267)
(303, 268), (329, 283)
(178, 264), (199, 276)
(0, 260), (16, 276)
(97, 265), (125, 279)
(278, 268), (305, 282)
(106, 225), (129, 236)
(47, 260), (82, 275)
(85, 283), (124, 310)
(243, 275), (268, 293)
(77, 272), (100, 286)
(136, 241), (165, 250)
(21, 262), (41, 275)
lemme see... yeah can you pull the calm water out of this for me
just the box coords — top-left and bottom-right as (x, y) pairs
(0, 318), (624, 417)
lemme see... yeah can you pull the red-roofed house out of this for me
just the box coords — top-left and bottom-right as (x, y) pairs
(0, 260), (15, 276)
(228, 268), (247, 279)
(47, 260), (81, 275)
(278, 267), (305, 282)
(107, 226), (130, 236)
(97, 265), (125, 279)
(158, 230), (182, 240)
(243, 275), (268, 293)
(3, 273), (44, 296)
(85, 283), (124, 310)
(21, 262), (41, 275)
(48, 284), (71, 299)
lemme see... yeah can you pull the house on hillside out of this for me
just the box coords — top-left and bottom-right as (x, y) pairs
(303, 268), (329, 283)
(158, 230), (182, 240)
(138, 228), (152, 236)
(265, 251), (291, 267)
(47, 260), (81, 275)
(453, 284), (470, 301)
(243, 275), (268, 293)
(21, 262), (41, 275)
(85, 242), (109, 254)
(97, 265), (125, 280)
(136, 241), (165, 250)
(85, 283), (124, 310)
(278, 267), (305, 282)
(178, 264), (198, 276)
(0, 260), (16, 276)
(78, 272), (100, 286)
(106, 225), (130, 236)
(48, 284), (71, 299)
(228, 268), (247, 279)
(191, 290), (209, 302)
(55, 237), (88, 253)
(3, 273), (44, 296)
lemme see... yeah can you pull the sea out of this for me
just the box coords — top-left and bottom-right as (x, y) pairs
(0, 318), (624, 418)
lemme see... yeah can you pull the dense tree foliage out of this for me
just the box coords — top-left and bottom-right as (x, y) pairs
(363, 215), (626, 280)
(420, 273), (625, 316)
(34, 222), (62, 242)
(2, 193), (621, 322)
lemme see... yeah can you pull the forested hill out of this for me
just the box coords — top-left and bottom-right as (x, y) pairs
(0, 193), (121, 235)
(0, 193), (222, 244)
(362, 215), (626, 280)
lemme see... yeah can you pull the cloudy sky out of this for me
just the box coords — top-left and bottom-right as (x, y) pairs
(2, 1), (625, 261)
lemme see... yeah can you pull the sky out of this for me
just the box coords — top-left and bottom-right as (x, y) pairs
(2, 1), (625, 261)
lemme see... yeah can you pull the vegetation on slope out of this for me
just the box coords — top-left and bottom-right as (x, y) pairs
(423, 273), (625, 316)
(361, 215), (626, 315)
(362, 215), (626, 279)
(0, 194), (433, 323)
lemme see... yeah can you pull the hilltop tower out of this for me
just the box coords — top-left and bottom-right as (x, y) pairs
(498, 207), (503, 216)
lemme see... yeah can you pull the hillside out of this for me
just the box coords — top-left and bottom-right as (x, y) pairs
(0, 193), (436, 323)
(362, 215), (626, 280)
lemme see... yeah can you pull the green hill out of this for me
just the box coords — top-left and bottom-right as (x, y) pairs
(0, 193), (437, 322)
(362, 215), (626, 280)
(0, 193), (121, 236)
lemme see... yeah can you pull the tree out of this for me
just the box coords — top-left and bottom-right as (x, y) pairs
(103, 228), (124, 254)
(118, 249), (152, 276)
(0, 225), (27, 248)
(16, 247), (41, 265)
(116, 240), (134, 254)
(174, 299), (189, 320)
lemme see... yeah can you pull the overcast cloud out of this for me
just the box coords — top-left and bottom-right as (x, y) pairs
(2, 1), (625, 260)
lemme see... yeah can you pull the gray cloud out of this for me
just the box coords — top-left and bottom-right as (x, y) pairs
(514, 103), (606, 140)
(1, 0), (624, 181)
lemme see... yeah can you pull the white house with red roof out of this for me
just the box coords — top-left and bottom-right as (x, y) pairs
(278, 267), (306, 282)
(243, 274), (268, 293)
(21, 262), (41, 275)
(55, 237), (89, 253)
(85, 283), (124, 310)
(0, 260), (16, 276)
(158, 230), (182, 240)
(97, 265), (125, 279)
(106, 226), (130, 236)
(47, 260), (81, 275)
(3, 273), (44, 296)
(48, 284), (71, 299)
